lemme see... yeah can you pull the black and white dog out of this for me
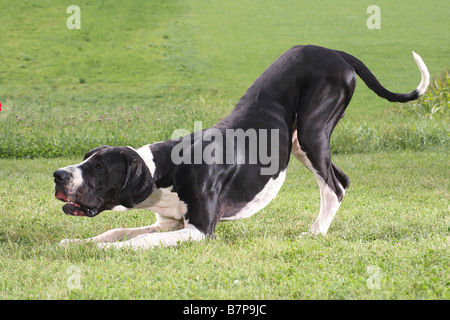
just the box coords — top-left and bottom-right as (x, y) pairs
(54, 45), (429, 249)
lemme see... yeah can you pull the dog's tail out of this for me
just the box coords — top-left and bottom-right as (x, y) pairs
(337, 50), (430, 102)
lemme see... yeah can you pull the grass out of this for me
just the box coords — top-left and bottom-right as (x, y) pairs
(396, 69), (449, 119)
(0, 0), (448, 300)
(0, 96), (228, 158)
(1, 94), (448, 158)
(0, 151), (448, 299)
(0, 0), (448, 158)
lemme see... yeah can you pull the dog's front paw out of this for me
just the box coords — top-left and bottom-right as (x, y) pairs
(59, 238), (81, 247)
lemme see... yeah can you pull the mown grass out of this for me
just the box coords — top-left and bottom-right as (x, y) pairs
(0, 1), (448, 158)
(0, 96), (230, 158)
(0, 70), (448, 158)
(0, 0), (448, 300)
(0, 151), (448, 299)
(1, 92), (448, 158)
(330, 69), (449, 154)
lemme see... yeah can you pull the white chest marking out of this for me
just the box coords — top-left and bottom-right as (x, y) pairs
(112, 186), (187, 221)
(221, 169), (287, 221)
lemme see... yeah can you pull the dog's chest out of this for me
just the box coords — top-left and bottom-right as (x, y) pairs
(132, 187), (187, 220)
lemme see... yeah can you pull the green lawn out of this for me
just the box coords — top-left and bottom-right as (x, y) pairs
(0, 151), (448, 299)
(0, 0), (448, 300)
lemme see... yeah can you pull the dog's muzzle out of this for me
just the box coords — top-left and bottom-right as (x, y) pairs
(54, 169), (100, 217)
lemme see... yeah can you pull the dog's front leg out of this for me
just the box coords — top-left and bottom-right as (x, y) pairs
(97, 224), (206, 250)
(59, 225), (159, 246)
(59, 213), (185, 246)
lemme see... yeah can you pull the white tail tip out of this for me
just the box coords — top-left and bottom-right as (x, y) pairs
(412, 51), (430, 96)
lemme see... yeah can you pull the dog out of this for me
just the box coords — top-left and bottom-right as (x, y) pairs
(54, 45), (429, 249)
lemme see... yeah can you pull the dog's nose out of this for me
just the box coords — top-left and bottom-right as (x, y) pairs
(54, 169), (70, 183)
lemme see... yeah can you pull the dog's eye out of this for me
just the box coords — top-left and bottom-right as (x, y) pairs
(95, 163), (103, 170)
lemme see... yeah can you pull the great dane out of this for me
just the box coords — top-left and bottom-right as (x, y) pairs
(54, 45), (429, 249)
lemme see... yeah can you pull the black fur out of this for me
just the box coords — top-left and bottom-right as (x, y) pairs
(55, 45), (425, 235)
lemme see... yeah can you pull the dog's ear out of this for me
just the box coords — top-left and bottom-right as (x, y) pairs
(119, 148), (156, 208)
(83, 145), (111, 160)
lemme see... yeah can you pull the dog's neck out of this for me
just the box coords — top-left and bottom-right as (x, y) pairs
(132, 145), (156, 176)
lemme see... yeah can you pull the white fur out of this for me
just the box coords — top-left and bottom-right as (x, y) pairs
(110, 205), (128, 212)
(61, 145), (192, 249)
(134, 144), (156, 176)
(59, 153), (97, 196)
(60, 222), (205, 249)
(113, 186), (187, 220)
(97, 223), (205, 249)
(61, 186), (190, 248)
(133, 186), (187, 220)
(220, 170), (286, 221)
(412, 51), (430, 96)
(310, 175), (342, 235)
(291, 125), (342, 235)
(291, 126), (315, 173)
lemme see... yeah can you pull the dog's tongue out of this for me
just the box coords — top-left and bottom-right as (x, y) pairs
(55, 190), (68, 202)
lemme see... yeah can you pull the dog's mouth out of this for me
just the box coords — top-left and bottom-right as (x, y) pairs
(55, 190), (99, 217)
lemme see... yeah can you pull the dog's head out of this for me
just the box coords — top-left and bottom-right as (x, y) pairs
(53, 146), (156, 217)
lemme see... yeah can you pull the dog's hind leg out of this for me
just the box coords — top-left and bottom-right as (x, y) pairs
(293, 70), (355, 235)
(292, 129), (345, 235)
(310, 173), (344, 235)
